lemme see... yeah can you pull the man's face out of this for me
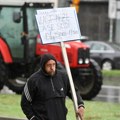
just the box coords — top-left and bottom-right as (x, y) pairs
(45, 60), (56, 76)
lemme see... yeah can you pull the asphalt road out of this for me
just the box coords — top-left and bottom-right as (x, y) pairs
(93, 85), (120, 103)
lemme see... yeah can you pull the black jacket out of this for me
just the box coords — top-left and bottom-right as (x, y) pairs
(21, 69), (84, 120)
(21, 54), (84, 120)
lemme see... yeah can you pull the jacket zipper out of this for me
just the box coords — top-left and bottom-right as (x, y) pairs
(50, 78), (55, 92)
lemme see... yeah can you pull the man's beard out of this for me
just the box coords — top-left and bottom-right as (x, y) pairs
(48, 71), (56, 76)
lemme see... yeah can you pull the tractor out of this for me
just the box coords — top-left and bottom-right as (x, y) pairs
(0, 0), (102, 100)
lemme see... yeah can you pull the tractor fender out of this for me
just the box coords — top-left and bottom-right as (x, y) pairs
(0, 38), (12, 63)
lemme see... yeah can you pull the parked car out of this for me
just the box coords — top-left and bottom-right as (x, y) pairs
(83, 40), (120, 70)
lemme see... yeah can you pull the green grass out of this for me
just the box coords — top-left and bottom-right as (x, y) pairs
(102, 70), (120, 77)
(66, 99), (120, 120)
(0, 94), (25, 118)
(0, 94), (120, 120)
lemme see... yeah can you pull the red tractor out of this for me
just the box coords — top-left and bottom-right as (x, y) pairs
(0, 0), (102, 100)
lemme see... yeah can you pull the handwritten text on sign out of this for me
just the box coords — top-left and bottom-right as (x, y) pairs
(36, 7), (81, 44)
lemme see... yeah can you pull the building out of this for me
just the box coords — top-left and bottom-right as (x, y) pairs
(78, 0), (110, 41)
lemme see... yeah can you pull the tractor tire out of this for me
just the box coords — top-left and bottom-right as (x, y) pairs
(72, 59), (103, 100)
(6, 78), (26, 94)
(6, 63), (35, 94)
(0, 56), (8, 90)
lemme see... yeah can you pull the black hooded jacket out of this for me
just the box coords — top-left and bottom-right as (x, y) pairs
(21, 53), (84, 120)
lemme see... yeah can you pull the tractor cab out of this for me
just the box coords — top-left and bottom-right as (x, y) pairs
(0, 1), (53, 63)
(0, 0), (102, 100)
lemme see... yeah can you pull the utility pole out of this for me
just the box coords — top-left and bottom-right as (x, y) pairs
(108, 0), (116, 42)
(115, 0), (120, 43)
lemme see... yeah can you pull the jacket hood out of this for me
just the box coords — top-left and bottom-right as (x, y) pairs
(40, 53), (57, 72)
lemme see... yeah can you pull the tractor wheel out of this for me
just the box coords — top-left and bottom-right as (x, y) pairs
(72, 59), (103, 100)
(0, 56), (8, 90)
(6, 78), (26, 94)
(6, 63), (35, 94)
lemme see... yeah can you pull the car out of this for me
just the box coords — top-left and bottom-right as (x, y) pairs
(83, 40), (120, 70)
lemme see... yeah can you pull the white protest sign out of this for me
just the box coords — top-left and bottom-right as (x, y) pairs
(35, 7), (81, 44)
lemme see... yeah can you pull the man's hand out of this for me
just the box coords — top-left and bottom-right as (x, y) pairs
(76, 106), (84, 120)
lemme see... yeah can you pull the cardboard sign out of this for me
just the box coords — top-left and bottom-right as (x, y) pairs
(36, 7), (81, 44)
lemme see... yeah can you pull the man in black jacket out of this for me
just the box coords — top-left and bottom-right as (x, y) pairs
(21, 53), (84, 120)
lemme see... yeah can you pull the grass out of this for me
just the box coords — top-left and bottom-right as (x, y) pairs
(0, 94), (120, 120)
(0, 94), (25, 118)
(66, 99), (120, 120)
(102, 70), (120, 77)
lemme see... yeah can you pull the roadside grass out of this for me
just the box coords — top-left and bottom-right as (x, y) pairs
(102, 70), (120, 77)
(0, 94), (25, 118)
(0, 94), (120, 120)
(67, 99), (120, 120)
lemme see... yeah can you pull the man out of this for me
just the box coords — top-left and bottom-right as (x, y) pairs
(21, 53), (84, 120)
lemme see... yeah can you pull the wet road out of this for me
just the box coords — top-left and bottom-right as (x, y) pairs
(93, 85), (120, 103)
